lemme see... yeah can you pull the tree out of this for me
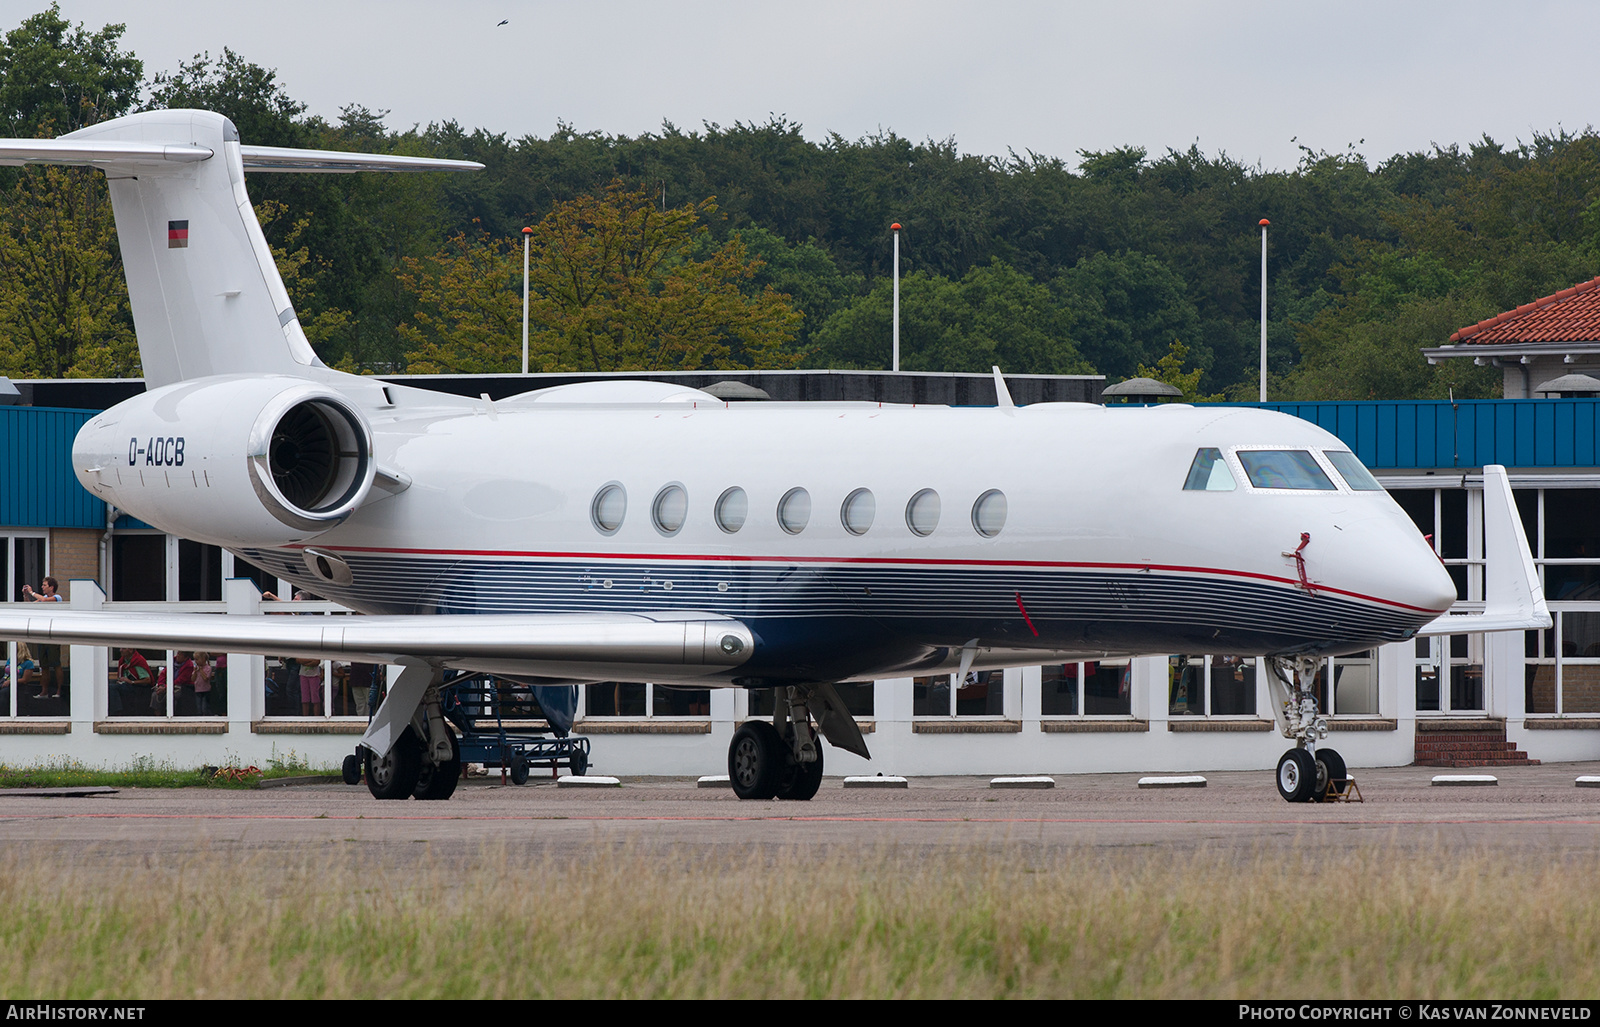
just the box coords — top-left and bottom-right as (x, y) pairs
(0, 4), (142, 137)
(1132, 340), (1223, 402)
(400, 185), (801, 373)
(0, 162), (136, 378)
(810, 258), (1091, 375)
(144, 47), (307, 146)
(1051, 251), (1201, 379)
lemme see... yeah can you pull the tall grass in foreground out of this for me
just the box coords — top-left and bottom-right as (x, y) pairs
(1, 843), (1595, 999)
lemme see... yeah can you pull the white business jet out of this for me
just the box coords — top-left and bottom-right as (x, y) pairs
(0, 110), (1546, 803)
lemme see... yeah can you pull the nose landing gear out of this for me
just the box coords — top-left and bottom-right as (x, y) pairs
(1266, 654), (1347, 803)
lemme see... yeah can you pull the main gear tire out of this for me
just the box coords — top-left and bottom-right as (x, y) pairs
(365, 727), (423, 800)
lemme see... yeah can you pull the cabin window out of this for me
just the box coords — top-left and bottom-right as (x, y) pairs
(841, 488), (875, 535)
(1237, 450), (1335, 490)
(906, 489), (941, 536)
(591, 483), (626, 535)
(1182, 448), (1236, 491)
(777, 488), (811, 534)
(971, 490), (1007, 537)
(714, 487), (748, 534)
(651, 484), (687, 536)
(1325, 451), (1383, 491)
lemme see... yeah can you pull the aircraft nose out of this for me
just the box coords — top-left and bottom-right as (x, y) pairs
(1389, 532), (1458, 617)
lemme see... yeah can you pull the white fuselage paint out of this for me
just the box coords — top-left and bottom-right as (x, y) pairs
(73, 380), (1458, 686)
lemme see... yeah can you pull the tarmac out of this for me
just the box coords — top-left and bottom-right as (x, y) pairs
(3, 761), (1600, 866)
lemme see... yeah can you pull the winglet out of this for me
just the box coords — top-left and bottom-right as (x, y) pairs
(1417, 465), (1550, 635)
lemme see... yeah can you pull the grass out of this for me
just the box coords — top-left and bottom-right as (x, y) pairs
(0, 842), (1596, 999)
(0, 748), (332, 789)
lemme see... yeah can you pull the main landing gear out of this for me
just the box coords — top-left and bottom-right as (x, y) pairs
(362, 669), (461, 801)
(728, 685), (832, 801)
(1266, 655), (1348, 803)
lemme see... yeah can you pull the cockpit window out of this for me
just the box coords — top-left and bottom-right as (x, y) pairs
(1324, 450), (1384, 491)
(1237, 450), (1336, 490)
(1183, 448), (1236, 491)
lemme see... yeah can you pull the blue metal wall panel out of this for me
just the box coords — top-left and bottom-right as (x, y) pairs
(1, 406), (104, 529)
(1229, 398), (1600, 469)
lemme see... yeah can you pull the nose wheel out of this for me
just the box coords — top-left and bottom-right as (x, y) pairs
(1276, 746), (1347, 803)
(1276, 748), (1317, 802)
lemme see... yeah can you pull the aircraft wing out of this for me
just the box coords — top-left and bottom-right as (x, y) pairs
(0, 608), (753, 683)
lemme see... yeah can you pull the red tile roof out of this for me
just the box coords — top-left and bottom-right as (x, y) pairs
(1450, 276), (1600, 344)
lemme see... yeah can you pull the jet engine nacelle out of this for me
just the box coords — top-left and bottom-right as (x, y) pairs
(73, 375), (376, 547)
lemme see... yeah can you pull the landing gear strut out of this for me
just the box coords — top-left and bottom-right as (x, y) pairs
(362, 666), (461, 801)
(728, 685), (826, 801)
(1265, 655), (1346, 803)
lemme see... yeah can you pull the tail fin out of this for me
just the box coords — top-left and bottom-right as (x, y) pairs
(0, 109), (480, 388)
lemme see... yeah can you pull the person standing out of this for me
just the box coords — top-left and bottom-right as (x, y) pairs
(21, 577), (63, 699)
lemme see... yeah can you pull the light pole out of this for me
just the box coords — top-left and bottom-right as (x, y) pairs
(891, 222), (901, 372)
(521, 226), (533, 375)
(1259, 218), (1269, 402)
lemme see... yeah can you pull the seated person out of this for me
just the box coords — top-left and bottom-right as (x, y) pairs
(111, 648), (153, 715)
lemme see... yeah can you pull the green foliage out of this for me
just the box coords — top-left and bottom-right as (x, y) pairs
(144, 47), (307, 146)
(1133, 340), (1223, 402)
(0, 163), (136, 378)
(10, 6), (1600, 396)
(400, 185), (802, 373)
(0, 3), (141, 136)
(811, 258), (1090, 374)
(1052, 251), (1202, 379)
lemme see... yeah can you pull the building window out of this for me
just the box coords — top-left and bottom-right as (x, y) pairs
(747, 683), (873, 718)
(913, 670), (1002, 717)
(1392, 487), (1473, 602)
(1317, 650), (1380, 716)
(1525, 612), (1600, 715)
(584, 682), (709, 717)
(111, 533), (166, 601)
(4, 533), (53, 718)
(1167, 656), (1258, 716)
(1039, 661), (1132, 716)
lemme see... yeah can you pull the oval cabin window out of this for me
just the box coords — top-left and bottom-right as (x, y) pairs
(841, 488), (875, 535)
(906, 489), (941, 536)
(715, 487), (748, 533)
(652, 484), (687, 535)
(971, 490), (1007, 537)
(591, 483), (626, 534)
(777, 488), (811, 534)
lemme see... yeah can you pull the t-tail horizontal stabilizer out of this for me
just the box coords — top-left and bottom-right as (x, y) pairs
(1416, 464), (1551, 636)
(0, 109), (481, 389)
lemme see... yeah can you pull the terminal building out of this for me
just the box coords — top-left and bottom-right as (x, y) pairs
(5, 324), (1600, 779)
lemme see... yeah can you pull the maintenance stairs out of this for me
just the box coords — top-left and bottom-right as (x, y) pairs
(1413, 719), (1539, 767)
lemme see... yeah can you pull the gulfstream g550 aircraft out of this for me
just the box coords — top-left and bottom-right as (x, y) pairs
(0, 110), (1547, 803)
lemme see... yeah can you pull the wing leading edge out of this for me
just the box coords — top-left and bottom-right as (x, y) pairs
(0, 609), (754, 684)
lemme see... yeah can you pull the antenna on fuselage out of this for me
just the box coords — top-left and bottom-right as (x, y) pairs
(992, 366), (1015, 410)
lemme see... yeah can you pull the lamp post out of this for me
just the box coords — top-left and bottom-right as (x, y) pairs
(1259, 218), (1269, 402)
(521, 226), (532, 375)
(891, 222), (901, 372)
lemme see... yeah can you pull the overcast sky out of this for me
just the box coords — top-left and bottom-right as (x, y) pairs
(11, 1), (1600, 171)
